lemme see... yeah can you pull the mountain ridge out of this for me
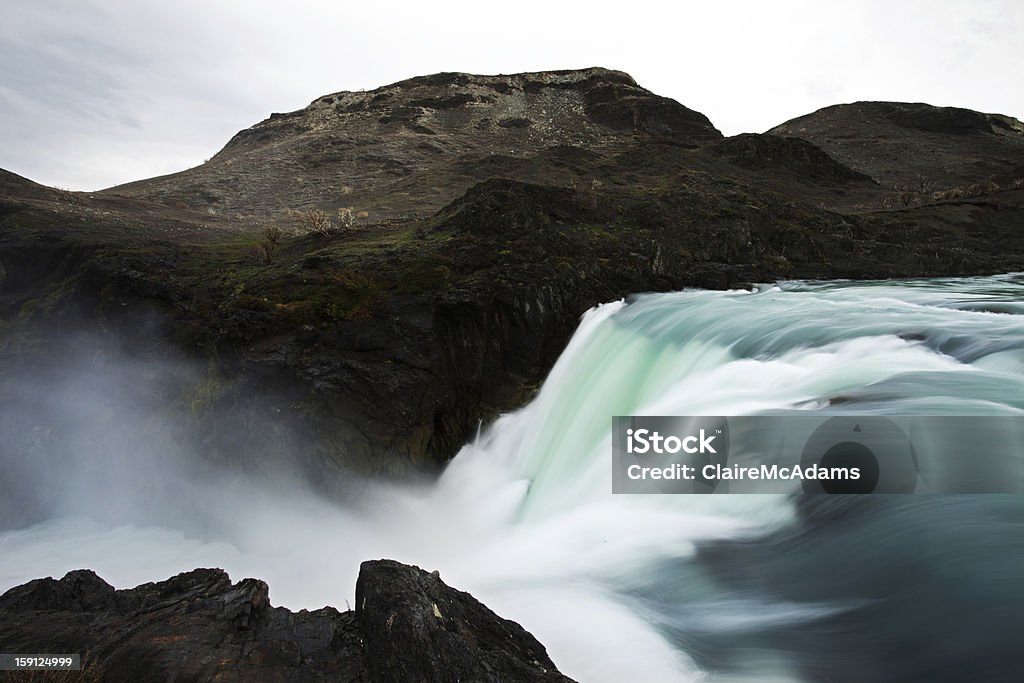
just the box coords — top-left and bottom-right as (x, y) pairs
(103, 67), (722, 220)
(770, 100), (1024, 190)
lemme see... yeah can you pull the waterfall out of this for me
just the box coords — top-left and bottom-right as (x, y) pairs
(3, 274), (1024, 681)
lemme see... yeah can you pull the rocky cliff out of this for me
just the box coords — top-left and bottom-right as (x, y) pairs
(0, 560), (573, 682)
(1, 68), (1023, 482)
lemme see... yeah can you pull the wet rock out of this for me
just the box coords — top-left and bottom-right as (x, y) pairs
(0, 561), (575, 682)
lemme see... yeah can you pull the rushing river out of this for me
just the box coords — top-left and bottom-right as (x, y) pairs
(3, 274), (1024, 682)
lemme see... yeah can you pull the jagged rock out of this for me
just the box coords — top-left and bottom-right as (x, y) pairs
(0, 561), (574, 682)
(356, 560), (571, 682)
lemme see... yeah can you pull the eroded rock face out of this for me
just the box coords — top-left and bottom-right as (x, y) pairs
(0, 561), (574, 682)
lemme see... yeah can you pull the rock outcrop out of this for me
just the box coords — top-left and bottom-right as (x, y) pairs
(0, 560), (573, 682)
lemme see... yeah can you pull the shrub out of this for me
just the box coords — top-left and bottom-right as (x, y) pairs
(337, 207), (354, 229)
(294, 209), (333, 235)
(255, 240), (276, 265)
(263, 224), (283, 244)
(252, 225), (283, 264)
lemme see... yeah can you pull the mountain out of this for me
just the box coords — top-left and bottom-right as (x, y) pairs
(1, 68), (1023, 485)
(106, 68), (721, 219)
(770, 101), (1024, 190)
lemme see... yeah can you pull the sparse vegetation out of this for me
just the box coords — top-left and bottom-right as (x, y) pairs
(337, 207), (355, 229)
(254, 240), (276, 264)
(294, 208), (333, 235)
(253, 224), (284, 264)
(867, 175), (1024, 211)
(291, 207), (360, 235)
(263, 224), (284, 244)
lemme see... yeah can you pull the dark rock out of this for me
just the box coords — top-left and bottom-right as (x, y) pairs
(356, 560), (572, 682)
(711, 133), (875, 185)
(582, 80), (721, 142)
(0, 561), (574, 682)
(498, 117), (533, 129)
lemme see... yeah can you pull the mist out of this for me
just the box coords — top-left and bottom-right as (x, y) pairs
(0, 327), (318, 530)
(0, 318), (724, 682)
(4, 277), (1024, 682)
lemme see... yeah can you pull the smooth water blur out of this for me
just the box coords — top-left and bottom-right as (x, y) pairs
(2, 274), (1024, 682)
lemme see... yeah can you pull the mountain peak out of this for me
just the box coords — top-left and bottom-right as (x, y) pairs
(368, 66), (640, 94)
(103, 68), (720, 217)
(771, 101), (1024, 188)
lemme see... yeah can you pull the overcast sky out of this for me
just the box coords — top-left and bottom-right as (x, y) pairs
(1, 0), (1021, 191)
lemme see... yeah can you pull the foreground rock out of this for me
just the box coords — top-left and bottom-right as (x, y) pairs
(0, 560), (573, 682)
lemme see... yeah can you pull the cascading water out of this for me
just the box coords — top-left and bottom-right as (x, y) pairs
(2, 274), (1023, 681)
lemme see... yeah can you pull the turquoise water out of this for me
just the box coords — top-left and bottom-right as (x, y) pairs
(3, 274), (1024, 681)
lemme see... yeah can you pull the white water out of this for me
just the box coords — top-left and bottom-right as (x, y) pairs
(3, 275), (1024, 681)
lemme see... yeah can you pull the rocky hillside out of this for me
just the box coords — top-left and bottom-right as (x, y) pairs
(771, 101), (1024, 191)
(107, 68), (721, 219)
(1, 68), (1023, 484)
(0, 559), (573, 682)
